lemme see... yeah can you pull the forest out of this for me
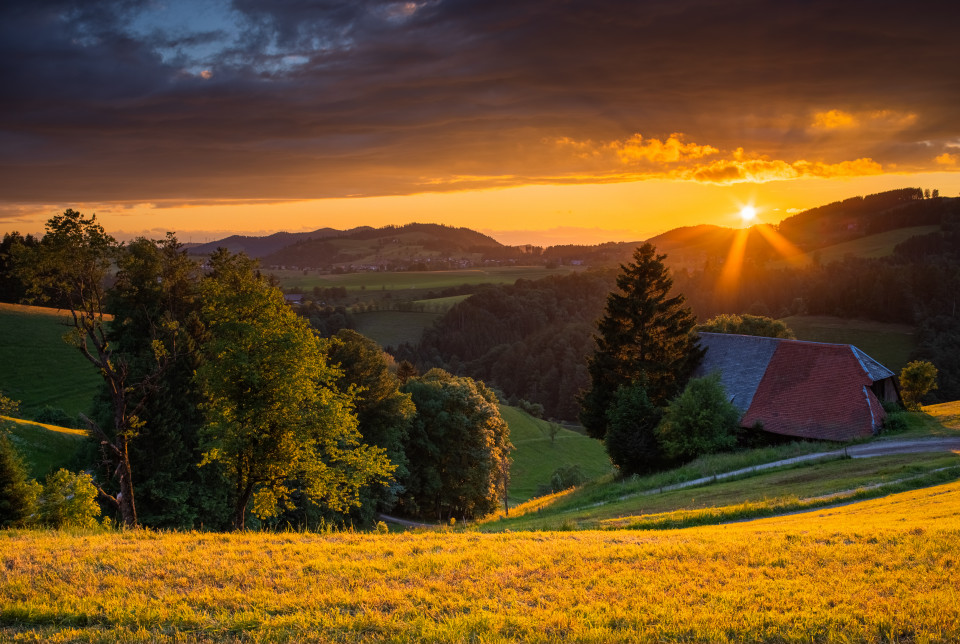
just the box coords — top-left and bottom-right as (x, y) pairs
(397, 192), (960, 419)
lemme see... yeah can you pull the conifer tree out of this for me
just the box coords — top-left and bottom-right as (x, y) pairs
(579, 243), (702, 440)
(0, 393), (39, 527)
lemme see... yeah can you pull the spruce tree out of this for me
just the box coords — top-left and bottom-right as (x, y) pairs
(0, 392), (38, 527)
(579, 243), (702, 440)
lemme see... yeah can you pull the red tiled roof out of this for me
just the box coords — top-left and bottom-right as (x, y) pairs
(740, 342), (886, 441)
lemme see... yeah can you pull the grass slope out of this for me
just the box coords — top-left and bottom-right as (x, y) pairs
(0, 303), (101, 417)
(351, 310), (441, 349)
(2, 416), (88, 480)
(269, 265), (577, 292)
(778, 224), (940, 266)
(782, 314), (915, 371)
(501, 406), (612, 503)
(3, 481), (960, 642)
(487, 452), (960, 531)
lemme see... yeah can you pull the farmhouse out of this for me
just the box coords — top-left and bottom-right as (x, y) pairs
(694, 332), (901, 441)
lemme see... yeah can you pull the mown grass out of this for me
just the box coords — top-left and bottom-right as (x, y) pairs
(3, 480), (960, 643)
(500, 406), (612, 503)
(781, 314), (915, 372)
(923, 400), (960, 431)
(0, 303), (101, 418)
(485, 451), (960, 531)
(2, 416), (88, 479)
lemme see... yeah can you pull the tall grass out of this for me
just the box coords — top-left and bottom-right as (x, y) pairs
(3, 480), (960, 642)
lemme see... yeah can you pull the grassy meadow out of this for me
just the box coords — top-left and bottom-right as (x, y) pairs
(351, 310), (441, 349)
(500, 406), (612, 503)
(485, 449), (960, 532)
(2, 480), (960, 643)
(0, 303), (101, 418)
(269, 265), (578, 293)
(773, 225), (940, 267)
(781, 314), (916, 372)
(1, 417), (88, 479)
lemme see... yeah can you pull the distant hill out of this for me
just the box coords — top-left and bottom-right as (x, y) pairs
(260, 223), (504, 269)
(178, 188), (956, 270)
(188, 227), (373, 258)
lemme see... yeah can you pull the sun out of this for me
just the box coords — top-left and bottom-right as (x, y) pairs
(739, 205), (757, 224)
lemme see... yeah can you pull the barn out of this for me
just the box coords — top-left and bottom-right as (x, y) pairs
(694, 332), (901, 441)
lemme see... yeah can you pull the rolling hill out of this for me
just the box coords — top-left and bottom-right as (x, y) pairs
(0, 303), (101, 418)
(260, 223), (505, 269)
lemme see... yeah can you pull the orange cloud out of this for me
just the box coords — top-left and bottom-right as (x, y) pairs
(681, 155), (882, 184)
(810, 108), (916, 131)
(935, 152), (958, 166)
(812, 109), (857, 129)
(607, 133), (719, 164)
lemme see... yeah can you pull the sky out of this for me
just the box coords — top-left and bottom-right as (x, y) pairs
(1, 0), (958, 245)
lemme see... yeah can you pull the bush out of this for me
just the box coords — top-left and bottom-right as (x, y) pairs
(900, 360), (938, 411)
(656, 373), (740, 462)
(604, 383), (664, 476)
(536, 464), (586, 496)
(882, 412), (909, 434)
(31, 469), (102, 529)
(34, 406), (81, 429)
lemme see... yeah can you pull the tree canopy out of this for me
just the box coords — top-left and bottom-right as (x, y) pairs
(698, 313), (795, 339)
(400, 369), (512, 521)
(196, 250), (394, 530)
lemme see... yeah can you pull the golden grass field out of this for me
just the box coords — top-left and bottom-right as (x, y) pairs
(2, 479), (959, 643)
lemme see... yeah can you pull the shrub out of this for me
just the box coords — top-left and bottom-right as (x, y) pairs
(656, 373), (740, 462)
(31, 469), (102, 529)
(604, 383), (664, 476)
(900, 360), (938, 411)
(34, 406), (81, 429)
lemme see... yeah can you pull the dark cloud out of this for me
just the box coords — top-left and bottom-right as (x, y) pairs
(1, 0), (957, 204)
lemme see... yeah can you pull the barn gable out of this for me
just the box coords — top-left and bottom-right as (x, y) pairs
(695, 332), (900, 441)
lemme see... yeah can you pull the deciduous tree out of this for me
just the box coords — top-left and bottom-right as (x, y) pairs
(900, 360), (939, 410)
(698, 313), (795, 338)
(656, 373), (740, 462)
(196, 250), (394, 530)
(12, 210), (145, 528)
(400, 369), (512, 521)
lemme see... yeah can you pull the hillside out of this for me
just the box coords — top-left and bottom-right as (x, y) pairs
(187, 226), (373, 257)
(4, 480), (960, 642)
(0, 303), (101, 418)
(500, 405), (612, 502)
(2, 416), (87, 479)
(261, 223), (505, 269)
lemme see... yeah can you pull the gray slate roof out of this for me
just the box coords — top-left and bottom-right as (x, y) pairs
(693, 333), (781, 412)
(849, 346), (896, 381)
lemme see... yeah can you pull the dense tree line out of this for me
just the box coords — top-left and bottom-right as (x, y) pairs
(407, 215), (960, 416)
(3, 210), (510, 530)
(397, 271), (617, 420)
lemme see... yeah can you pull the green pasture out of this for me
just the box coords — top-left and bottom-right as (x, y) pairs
(0, 304), (101, 418)
(781, 314), (915, 371)
(351, 310), (441, 349)
(487, 450), (960, 531)
(269, 265), (577, 292)
(501, 405), (612, 503)
(2, 416), (88, 480)
(778, 225), (940, 266)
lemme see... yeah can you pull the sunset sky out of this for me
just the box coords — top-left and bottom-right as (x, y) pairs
(2, 0), (958, 245)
